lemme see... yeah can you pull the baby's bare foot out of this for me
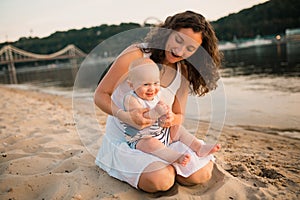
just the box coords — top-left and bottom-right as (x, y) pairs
(176, 154), (191, 166)
(196, 144), (221, 157)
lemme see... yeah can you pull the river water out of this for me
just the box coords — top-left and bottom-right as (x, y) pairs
(185, 42), (300, 139)
(5, 41), (300, 139)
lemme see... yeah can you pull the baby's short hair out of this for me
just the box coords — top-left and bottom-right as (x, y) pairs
(128, 58), (159, 81)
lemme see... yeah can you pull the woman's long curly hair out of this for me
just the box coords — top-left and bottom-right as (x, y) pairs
(142, 10), (222, 96)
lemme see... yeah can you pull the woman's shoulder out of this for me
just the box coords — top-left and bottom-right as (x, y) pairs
(120, 44), (144, 59)
(113, 44), (144, 70)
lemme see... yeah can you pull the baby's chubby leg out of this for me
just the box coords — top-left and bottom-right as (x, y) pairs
(196, 143), (221, 157)
(136, 137), (191, 166)
(170, 125), (221, 157)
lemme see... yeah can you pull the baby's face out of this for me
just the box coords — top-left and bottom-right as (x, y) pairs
(131, 65), (160, 101)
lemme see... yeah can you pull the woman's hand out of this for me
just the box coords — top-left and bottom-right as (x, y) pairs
(121, 108), (155, 130)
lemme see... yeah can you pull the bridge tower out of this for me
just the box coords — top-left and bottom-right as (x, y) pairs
(4, 45), (18, 84)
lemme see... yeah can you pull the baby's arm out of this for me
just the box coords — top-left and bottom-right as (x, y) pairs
(143, 101), (168, 120)
(124, 94), (168, 120)
(123, 94), (144, 112)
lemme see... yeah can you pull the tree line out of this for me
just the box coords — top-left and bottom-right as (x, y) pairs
(0, 0), (299, 54)
(212, 0), (300, 41)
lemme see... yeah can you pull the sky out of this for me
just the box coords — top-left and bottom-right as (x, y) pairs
(0, 0), (269, 43)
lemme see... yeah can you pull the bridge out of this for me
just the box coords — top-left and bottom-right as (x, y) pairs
(0, 44), (86, 84)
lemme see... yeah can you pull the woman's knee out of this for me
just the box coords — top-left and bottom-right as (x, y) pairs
(197, 166), (213, 183)
(193, 161), (214, 184)
(155, 166), (176, 191)
(138, 164), (175, 192)
(177, 161), (214, 185)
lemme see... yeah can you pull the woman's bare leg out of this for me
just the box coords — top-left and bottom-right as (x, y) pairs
(138, 161), (176, 192)
(176, 161), (214, 186)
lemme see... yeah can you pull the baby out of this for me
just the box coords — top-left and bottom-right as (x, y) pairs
(121, 57), (220, 166)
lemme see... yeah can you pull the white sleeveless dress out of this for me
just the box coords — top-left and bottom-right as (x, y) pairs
(95, 47), (214, 188)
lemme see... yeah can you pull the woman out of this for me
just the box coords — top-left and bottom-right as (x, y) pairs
(94, 10), (222, 193)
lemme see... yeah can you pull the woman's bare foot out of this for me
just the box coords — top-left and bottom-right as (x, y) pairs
(196, 144), (221, 157)
(176, 154), (191, 166)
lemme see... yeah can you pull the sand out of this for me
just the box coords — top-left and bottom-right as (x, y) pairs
(0, 85), (299, 200)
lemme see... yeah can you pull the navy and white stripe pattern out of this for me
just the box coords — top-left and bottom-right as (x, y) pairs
(152, 127), (170, 146)
(123, 121), (170, 148)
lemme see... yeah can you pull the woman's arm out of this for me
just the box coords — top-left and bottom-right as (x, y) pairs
(170, 81), (189, 126)
(94, 45), (154, 129)
(160, 67), (190, 127)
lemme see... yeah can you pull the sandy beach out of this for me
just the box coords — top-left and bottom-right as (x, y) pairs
(0, 85), (299, 200)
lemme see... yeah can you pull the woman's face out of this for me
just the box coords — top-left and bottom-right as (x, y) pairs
(164, 28), (202, 64)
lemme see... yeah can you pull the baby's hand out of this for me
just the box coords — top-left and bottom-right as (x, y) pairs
(158, 107), (174, 128)
(154, 101), (168, 116)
